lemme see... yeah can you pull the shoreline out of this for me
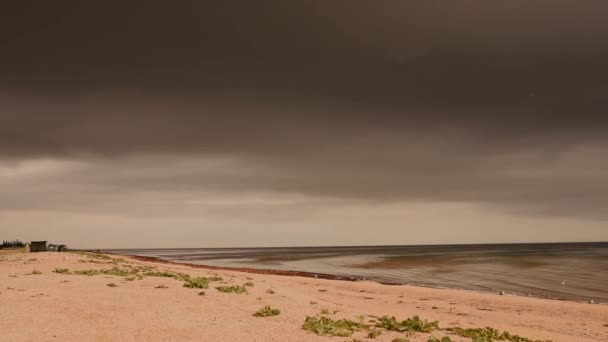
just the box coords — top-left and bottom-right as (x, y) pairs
(112, 251), (601, 304)
(115, 253), (373, 283)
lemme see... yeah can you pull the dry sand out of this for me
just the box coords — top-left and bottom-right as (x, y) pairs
(1, 250), (606, 342)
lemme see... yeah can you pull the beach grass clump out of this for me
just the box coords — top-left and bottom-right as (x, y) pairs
(155, 285), (168, 289)
(391, 338), (410, 342)
(73, 267), (133, 277)
(173, 272), (192, 281)
(31, 269), (42, 275)
(80, 258), (127, 265)
(253, 306), (281, 317)
(126, 265), (155, 273)
(302, 316), (368, 337)
(447, 327), (551, 342)
(183, 276), (222, 289)
(243, 281), (254, 287)
(102, 266), (133, 277)
(74, 269), (102, 276)
(68, 250), (112, 260)
(67, 250), (106, 258)
(53, 268), (72, 274)
(376, 315), (439, 333)
(79, 259), (107, 264)
(367, 329), (382, 339)
(215, 285), (247, 294)
(68, 251), (128, 265)
(266, 289), (275, 294)
(428, 337), (452, 342)
(143, 270), (176, 278)
(68, 266), (137, 277)
(106, 283), (118, 287)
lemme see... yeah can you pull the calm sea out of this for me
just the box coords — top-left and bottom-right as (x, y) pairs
(109, 242), (608, 303)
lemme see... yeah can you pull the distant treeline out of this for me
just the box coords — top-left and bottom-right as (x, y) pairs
(0, 240), (25, 249)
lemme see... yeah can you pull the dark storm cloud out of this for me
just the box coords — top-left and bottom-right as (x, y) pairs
(1, 1), (607, 219)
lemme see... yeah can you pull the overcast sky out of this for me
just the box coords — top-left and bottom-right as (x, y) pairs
(1, 1), (607, 248)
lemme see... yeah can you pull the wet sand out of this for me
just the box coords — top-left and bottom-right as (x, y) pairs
(1, 251), (607, 341)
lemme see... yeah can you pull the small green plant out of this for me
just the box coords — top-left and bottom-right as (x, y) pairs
(107, 283), (118, 287)
(243, 282), (254, 287)
(253, 306), (281, 317)
(182, 276), (222, 289)
(376, 316), (439, 333)
(447, 327), (551, 342)
(215, 285), (247, 294)
(53, 268), (71, 274)
(302, 316), (368, 337)
(155, 285), (168, 289)
(367, 329), (382, 339)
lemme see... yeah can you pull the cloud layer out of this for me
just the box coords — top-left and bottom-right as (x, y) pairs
(1, 1), (607, 246)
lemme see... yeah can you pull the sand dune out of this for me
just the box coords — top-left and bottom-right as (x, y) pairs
(1, 251), (606, 342)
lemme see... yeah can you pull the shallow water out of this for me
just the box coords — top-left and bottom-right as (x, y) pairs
(110, 242), (608, 302)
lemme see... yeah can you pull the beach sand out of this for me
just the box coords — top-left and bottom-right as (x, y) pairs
(1, 250), (606, 342)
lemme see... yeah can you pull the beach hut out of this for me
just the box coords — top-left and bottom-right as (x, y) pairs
(30, 241), (48, 253)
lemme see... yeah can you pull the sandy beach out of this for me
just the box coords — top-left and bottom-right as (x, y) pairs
(1, 250), (606, 342)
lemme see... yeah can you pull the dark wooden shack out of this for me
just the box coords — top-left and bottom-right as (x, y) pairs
(30, 241), (48, 252)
